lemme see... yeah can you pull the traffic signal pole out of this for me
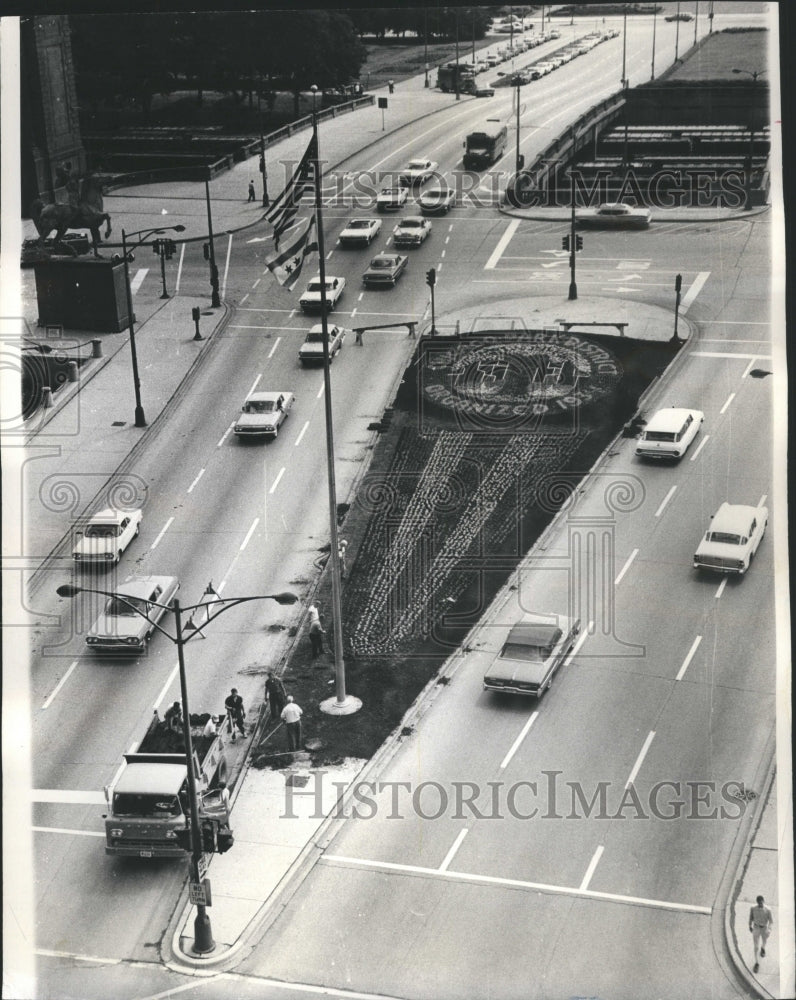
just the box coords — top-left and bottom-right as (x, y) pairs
(568, 168), (578, 300)
(426, 268), (437, 334)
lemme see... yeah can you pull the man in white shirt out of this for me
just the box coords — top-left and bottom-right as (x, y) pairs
(280, 695), (303, 751)
(749, 895), (774, 972)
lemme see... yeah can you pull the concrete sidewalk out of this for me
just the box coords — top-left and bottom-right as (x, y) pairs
(19, 69), (782, 995)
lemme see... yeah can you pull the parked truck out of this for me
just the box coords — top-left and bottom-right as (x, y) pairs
(103, 710), (229, 858)
(437, 62), (477, 95)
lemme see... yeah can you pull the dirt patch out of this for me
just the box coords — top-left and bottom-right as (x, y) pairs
(254, 330), (680, 767)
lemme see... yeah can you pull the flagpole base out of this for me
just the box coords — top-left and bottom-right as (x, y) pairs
(320, 695), (362, 716)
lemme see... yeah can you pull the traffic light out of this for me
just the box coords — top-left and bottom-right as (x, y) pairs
(562, 235), (570, 251)
(216, 825), (234, 854)
(675, 273), (682, 293)
(164, 239), (177, 260)
(426, 268), (436, 287)
(152, 239), (161, 256)
(575, 235), (583, 251)
(200, 820), (217, 854)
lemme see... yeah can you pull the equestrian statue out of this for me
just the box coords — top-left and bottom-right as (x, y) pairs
(30, 164), (111, 257)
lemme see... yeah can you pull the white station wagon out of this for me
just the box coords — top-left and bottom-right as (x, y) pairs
(635, 407), (704, 460)
(73, 507), (142, 566)
(693, 502), (768, 575)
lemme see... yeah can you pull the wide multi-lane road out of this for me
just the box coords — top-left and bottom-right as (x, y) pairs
(27, 10), (778, 1000)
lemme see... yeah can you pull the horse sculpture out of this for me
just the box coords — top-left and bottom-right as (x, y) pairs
(30, 199), (112, 257)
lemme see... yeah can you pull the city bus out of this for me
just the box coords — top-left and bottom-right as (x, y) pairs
(463, 120), (509, 169)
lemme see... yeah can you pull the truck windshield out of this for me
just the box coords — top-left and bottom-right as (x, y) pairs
(113, 793), (182, 817)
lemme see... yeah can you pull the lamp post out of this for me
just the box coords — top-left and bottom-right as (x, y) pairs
(424, 7), (430, 87)
(204, 176), (221, 308)
(651, 7), (657, 80)
(694, 1), (699, 44)
(257, 89), (270, 207)
(121, 225), (185, 427)
(454, 8), (461, 101)
(674, 2), (681, 62)
(309, 85), (361, 717)
(620, 10), (627, 88)
(55, 582), (298, 956)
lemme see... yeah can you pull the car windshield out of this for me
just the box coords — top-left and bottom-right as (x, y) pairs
(245, 400), (275, 413)
(408, 161), (427, 170)
(106, 595), (149, 617)
(113, 792), (181, 817)
(348, 221), (370, 229)
(601, 206), (629, 215)
(371, 258), (394, 268)
(381, 188), (401, 196)
(85, 524), (119, 538)
(708, 532), (742, 545)
(501, 642), (552, 662)
(305, 332), (324, 342)
(401, 220), (423, 229)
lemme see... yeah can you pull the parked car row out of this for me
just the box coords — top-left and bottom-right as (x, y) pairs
(515, 29), (618, 84)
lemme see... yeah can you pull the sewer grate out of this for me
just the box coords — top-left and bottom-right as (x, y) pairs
(112, 421), (126, 426)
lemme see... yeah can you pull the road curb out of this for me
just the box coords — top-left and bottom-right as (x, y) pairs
(498, 203), (772, 224)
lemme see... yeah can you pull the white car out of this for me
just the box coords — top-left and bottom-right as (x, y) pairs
(694, 503), (768, 575)
(299, 324), (346, 364)
(576, 202), (652, 229)
(299, 274), (346, 312)
(392, 216), (432, 247)
(73, 507), (142, 566)
(86, 575), (180, 653)
(234, 390), (295, 439)
(534, 62), (554, 75)
(419, 186), (456, 216)
(339, 218), (382, 247)
(399, 158), (439, 186)
(484, 612), (581, 697)
(635, 407), (703, 461)
(376, 186), (409, 212)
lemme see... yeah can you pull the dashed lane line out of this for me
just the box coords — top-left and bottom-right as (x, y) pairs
(614, 548), (638, 587)
(41, 659), (78, 710)
(625, 731), (656, 789)
(269, 467), (285, 494)
(322, 855), (711, 915)
(268, 337), (281, 359)
(655, 486), (677, 518)
(720, 392), (736, 415)
(33, 827), (105, 838)
(484, 219), (521, 270)
(186, 468), (205, 493)
(129, 269), (148, 294)
(439, 829), (469, 872)
(579, 845), (604, 892)
(150, 517), (174, 550)
(690, 435), (709, 462)
(676, 636), (703, 681)
(31, 789), (106, 805)
(295, 421), (310, 446)
(500, 711), (539, 770)
(680, 271), (710, 312)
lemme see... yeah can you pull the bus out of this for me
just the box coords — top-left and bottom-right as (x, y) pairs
(463, 120), (509, 169)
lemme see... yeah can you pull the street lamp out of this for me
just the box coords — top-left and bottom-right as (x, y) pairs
(204, 175), (221, 308)
(257, 88), (270, 207)
(121, 225), (185, 427)
(424, 7), (429, 88)
(732, 67), (766, 82)
(55, 582), (298, 956)
(498, 73), (525, 174)
(651, 7), (658, 80)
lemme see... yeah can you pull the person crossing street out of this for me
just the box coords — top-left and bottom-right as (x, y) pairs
(224, 688), (246, 741)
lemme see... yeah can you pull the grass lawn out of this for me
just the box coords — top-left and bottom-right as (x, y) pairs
(664, 26), (768, 81)
(360, 35), (498, 89)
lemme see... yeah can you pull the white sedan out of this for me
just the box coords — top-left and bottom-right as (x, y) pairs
(338, 218), (382, 247)
(399, 158), (439, 186)
(576, 202), (652, 228)
(299, 324), (346, 364)
(484, 612), (581, 698)
(299, 274), (346, 312)
(376, 187), (409, 212)
(392, 216), (432, 247)
(73, 507), (142, 567)
(693, 502), (768, 575)
(234, 390), (295, 439)
(86, 575), (180, 654)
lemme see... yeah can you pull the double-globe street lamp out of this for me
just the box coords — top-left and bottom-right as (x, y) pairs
(120, 225), (185, 428)
(56, 582), (298, 956)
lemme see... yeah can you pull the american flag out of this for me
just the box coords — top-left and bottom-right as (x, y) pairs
(266, 133), (317, 245)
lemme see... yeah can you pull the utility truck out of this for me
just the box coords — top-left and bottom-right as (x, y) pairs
(103, 710), (230, 858)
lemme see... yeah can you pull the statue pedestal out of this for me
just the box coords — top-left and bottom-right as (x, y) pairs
(34, 256), (129, 333)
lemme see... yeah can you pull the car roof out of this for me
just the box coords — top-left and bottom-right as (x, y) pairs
(398, 216), (426, 224)
(711, 502), (762, 529)
(246, 390), (290, 402)
(506, 622), (563, 647)
(87, 508), (129, 524)
(309, 323), (341, 333)
(116, 576), (177, 599)
(345, 218), (373, 225)
(646, 407), (701, 429)
(115, 762), (187, 795)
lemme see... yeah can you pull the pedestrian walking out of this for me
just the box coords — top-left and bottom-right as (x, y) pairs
(749, 895), (774, 972)
(309, 617), (326, 658)
(247, 180), (256, 202)
(388, 79), (395, 94)
(218, 780), (231, 814)
(265, 670), (287, 717)
(280, 695), (303, 750)
(224, 688), (246, 741)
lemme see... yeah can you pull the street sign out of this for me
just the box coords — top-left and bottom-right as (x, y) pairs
(377, 97), (388, 109)
(189, 879), (212, 906)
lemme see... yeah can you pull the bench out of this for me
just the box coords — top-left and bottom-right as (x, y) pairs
(558, 320), (628, 337)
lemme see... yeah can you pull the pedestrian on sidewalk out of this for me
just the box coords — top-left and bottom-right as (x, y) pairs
(265, 670), (287, 718)
(309, 613), (326, 659)
(247, 180), (256, 202)
(388, 79), (395, 94)
(749, 895), (774, 972)
(281, 695), (303, 751)
(218, 780), (231, 814)
(224, 688), (246, 741)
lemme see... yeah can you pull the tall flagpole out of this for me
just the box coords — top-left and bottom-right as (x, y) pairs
(309, 85), (362, 717)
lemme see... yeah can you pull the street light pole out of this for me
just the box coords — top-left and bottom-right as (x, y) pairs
(674, 2), (681, 61)
(651, 7), (657, 80)
(55, 583), (298, 956)
(204, 176), (221, 308)
(424, 7), (429, 87)
(621, 11), (627, 87)
(515, 78), (522, 174)
(309, 86), (361, 717)
(568, 164), (578, 301)
(257, 89), (269, 207)
(454, 9), (460, 101)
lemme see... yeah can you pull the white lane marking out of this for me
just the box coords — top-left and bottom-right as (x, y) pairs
(437, 262), (443, 273)
(237, 307), (294, 314)
(129, 269), (148, 294)
(295, 421), (310, 446)
(228, 325), (298, 333)
(720, 392), (736, 414)
(323, 855), (711, 915)
(268, 337), (281, 359)
(217, 580), (227, 594)
(317, 382), (325, 399)
(680, 271), (710, 312)
(758, 493), (768, 507)
(655, 486), (677, 518)
(441, 249), (446, 258)
(563, 623), (591, 667)
(187, 468), (205, 494)
(253, 277), (261, 289)
(31, 789), (106, 805)
(150, 517), (174, 550)
(500, 711), (539, 770)
(248, 373), (263, 395)
(358, 292), (365, 301)
(217, 423), (235, 448)
(326, 250), (334, 260)
(715, 578), (728, 599)
(241, 293), (249, 304)
(289, 309), (296, 319)
(240, 518), (259, 552)
(42, 659), (78, 710)
(741, 357), (757, 379)
(154, 663), (180, 711)
(690, 435), (709, 462)
(676, 636), (702, 681)
(351, 308), (358, 318)
(614, 548), (638, 587)
(579, 845), (604, 891)
(625, 731), (656, 789)
(439, 829), (469, 872)
(269, 467), (286, 494)
(444, 236), (450, 244)
(221, 234), (233, 299)
(691, 352), (772, 360)
(33, 827), (106, 838)
(175, 243), (186, 293)
(485, 220), (521, 270)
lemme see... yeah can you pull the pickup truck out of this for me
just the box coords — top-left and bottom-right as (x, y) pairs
(103, 710), (229, 858)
